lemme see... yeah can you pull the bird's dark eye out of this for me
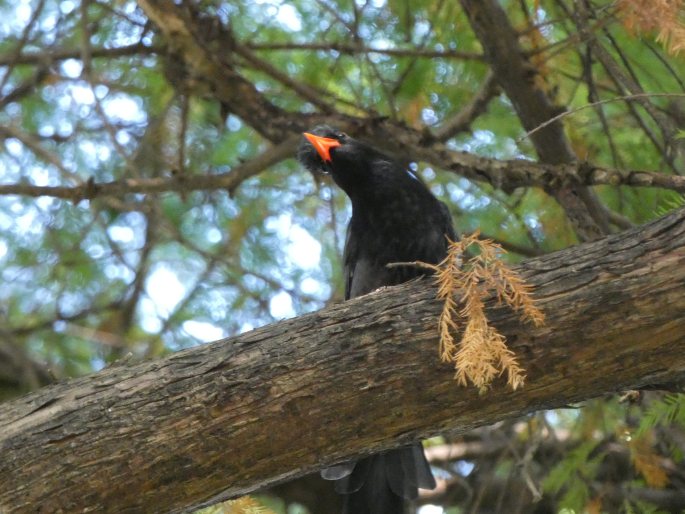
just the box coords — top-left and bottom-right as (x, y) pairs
(336, 132), (347, 140)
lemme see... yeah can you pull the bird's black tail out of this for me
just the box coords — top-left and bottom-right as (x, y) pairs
(325, 444), (435, 514)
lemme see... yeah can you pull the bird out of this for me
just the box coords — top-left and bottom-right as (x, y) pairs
(298, 125), (456, 514)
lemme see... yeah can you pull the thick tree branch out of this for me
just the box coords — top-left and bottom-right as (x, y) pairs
(0, 136), (298, 201)
(1, 208), (685, 513)
(1, 149), (683, 201)
(0, 42), (160, 66)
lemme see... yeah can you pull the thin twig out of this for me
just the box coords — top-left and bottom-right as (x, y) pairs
(0, 124), (78, 181)
(0, 135), (299, 201)
(519, 93), (685, 143)
(247, 41), (484, 61)
(385, 261), (438, 271)
(434, 72), (500, 141)
(0, 0), (46, 91)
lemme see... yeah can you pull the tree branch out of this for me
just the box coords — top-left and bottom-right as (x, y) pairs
(136, 0), (292, 142)
(0, 42), (160, 66)
(0, 135), (298, 201)
(459, 0), (609, 241)
(1, 207), (685, 513)
(1, 149), (684, 201)
(246, 41), (484, 61)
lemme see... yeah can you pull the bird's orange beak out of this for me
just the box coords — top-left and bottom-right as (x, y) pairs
(303, 132), (341, 163)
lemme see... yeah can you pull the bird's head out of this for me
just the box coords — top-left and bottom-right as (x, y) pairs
(297, 125), (393, 196)
(297, 125), (345, 171)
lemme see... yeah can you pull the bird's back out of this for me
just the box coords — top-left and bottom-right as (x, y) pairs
(344, 166), (455, 299)
(337, 163), (454, 512)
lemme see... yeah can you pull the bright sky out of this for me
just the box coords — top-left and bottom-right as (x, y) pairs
(139, 215), (322, 342)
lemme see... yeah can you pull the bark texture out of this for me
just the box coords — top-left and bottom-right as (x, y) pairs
(1, 209), (685, 513)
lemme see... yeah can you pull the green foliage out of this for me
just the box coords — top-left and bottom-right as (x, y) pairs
(542, 439), (602, 497)
(624, 499), (668, 514)
(637, 394), (685, 437)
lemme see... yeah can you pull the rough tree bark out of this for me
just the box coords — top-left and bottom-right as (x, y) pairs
(1, 208), (685, 514)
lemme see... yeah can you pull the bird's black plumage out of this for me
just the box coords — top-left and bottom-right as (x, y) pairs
(299, 125), (455, 513)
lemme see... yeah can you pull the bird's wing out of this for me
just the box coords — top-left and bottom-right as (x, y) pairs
(342, 222), (357, 301)
(440, 200), (458, 244)
(321, 461), (356, 480)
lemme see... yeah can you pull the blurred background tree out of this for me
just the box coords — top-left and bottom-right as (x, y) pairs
(1, 0), (685, 512)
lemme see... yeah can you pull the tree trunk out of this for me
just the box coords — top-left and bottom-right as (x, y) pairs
(1, 208), (685, 514)
(460, 0), (608, 240)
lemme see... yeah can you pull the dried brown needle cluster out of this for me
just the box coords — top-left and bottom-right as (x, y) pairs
(618, 0), (685, 55)
(430, 232), (545, 392)
(628, 434), (669, 488)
